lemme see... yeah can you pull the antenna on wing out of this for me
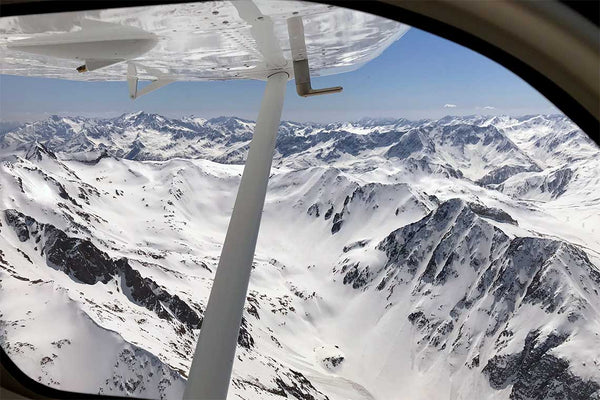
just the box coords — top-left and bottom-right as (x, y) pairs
(287, 16), (342, 97)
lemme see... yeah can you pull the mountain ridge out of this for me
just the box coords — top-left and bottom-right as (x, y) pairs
(0, 112), (599, 399)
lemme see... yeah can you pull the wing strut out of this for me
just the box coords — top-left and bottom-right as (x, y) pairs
(183, 71), (288, 400)
(184, 13), (342, 400)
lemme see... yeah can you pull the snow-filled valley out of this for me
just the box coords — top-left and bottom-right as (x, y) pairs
(0, 113), (599, 400)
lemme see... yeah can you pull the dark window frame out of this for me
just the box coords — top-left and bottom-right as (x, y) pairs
(0, 1), (598, 399)
(1, 346), (144, 399)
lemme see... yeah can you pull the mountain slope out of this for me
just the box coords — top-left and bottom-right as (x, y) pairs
(0, 113), (598, 399)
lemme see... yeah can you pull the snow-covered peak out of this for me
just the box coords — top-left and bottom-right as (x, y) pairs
(1, 110), (599, 399)
(24, 141), (57, 162)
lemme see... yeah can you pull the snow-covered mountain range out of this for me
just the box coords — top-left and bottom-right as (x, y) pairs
(0, 113), (599, 400)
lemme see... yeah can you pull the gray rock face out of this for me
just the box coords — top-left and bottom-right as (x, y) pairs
(477, 164), (541, 186)
(307, 203), (320, 218)
(483, 330), (600, 400)
(4, 209), (36, 242)
(234, 368), (330, 400)
(337, 199), (600, 397)
(25, 142), (57, 162)
(103, 347), (184, 400)
(342, 239), (370, 253)
(273, 369), (327, 400)
(4, 210), (202, 331)
(497, 167), (575, 199)
(375, 198), (496, 285)
(540, 167), (574, 198)
(386, 128), (434, 159)
(468, 202), (518, 225)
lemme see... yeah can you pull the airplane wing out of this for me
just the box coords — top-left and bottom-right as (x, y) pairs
(0, 0), (409, 83)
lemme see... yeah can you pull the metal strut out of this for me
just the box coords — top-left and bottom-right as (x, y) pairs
(183, 71), (288, 400)
(184, 9), (343, 400)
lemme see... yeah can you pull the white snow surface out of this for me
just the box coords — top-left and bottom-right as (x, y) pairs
(0, 113), (599, 400)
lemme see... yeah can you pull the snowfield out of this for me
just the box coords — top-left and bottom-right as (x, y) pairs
(0, 113), (599, 400)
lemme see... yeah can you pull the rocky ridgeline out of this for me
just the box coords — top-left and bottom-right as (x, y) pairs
(4, 209), (202, 331)
(337, 198), (600, 399)
(483, 331), (599, 400)
(3, 113), (594, 192)
(99, 347), (185, 399)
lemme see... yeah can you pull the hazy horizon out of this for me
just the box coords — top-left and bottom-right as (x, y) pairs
(0, 110), (568, 126)
(1, 27), (559, 124)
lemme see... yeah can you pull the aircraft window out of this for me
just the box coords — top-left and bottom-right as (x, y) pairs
(0, 2), (599, 400)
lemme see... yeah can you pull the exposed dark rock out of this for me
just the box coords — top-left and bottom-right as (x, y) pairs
(323, 356), (344, 368)
(483, 330), (600, 400)
(25, 142), (57, 161)
(119, 259), (202, 330)
(497, 167), (575, 199)
(324, 206), (334, 220)
(16, 248), (32, 264)
(407, 311), (427, 328)
(107, 347), (183, 400)
(274, 369), (329, 400)
(331, 213), (343, 234)
(483, 238), (562, 334)
(246, 294), (260, 320)
(237, 317), (254, 349)
(427, 194), (440, 205)
(4, 209), (201, 330)
(469, 355), (480, 368)
(543, 167), (574, 198)
(342, 263), (370, 289)
(386, 128), (433, 159)
(377, 199), (475, 282)
(43, 224), (117, 284)
(477, 165), (541, 186)
(124, 140), (146, 160)
(342, 239), (370, 253)
(5, 209), (37, 242)
(468, 202), (518, 225)
(351, 198), (600, 396)
(343, 264), (359, 286)
(232, 377), (286, 397)
(522, 244), (596, 316)
(307, 203), (320, 218)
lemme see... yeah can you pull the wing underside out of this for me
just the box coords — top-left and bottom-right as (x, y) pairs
(0, 0), (409, 82)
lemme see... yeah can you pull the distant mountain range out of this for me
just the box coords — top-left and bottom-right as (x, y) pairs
(0, 113), (599, 400)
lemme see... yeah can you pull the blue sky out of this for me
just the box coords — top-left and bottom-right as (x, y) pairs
(0, 27), (558, 123)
